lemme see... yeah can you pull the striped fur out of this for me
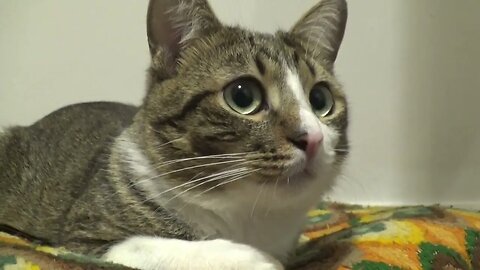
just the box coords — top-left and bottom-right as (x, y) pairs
(0, 0), (348, 269)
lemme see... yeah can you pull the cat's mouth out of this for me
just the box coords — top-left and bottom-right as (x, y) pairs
(250, 150), (318, 184)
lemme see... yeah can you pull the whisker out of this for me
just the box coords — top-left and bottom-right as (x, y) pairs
(194, 169), (260, 197)
(134, 165), (247, 200)
(130, 159), (248, 188)
(250, 180), (267, 218)
(162, 168), (253, 205)
(124, 152), (258, 190)
(149, 152), (256, 171)
(156, 167), (257, 214)
(273, 177), (280, 198)
(264, 176), (280, 217)
(144, 166), (251, 201)
(157, 138), (183, 148)
(156, 153), (251, 167)
(119, 165), (253, 216)
(155, 159), (248, 178)
(148, 125), (163, 134)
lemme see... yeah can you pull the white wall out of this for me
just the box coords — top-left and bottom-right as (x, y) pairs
(1, 1), (479, 207)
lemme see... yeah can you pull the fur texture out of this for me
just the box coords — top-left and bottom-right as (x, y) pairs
(0, 0), (348, 269)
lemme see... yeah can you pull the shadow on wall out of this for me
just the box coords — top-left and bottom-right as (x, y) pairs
(400, 0), (480, 205)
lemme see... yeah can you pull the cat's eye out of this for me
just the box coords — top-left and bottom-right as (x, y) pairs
(223, 77), (264, 115)
(309, 82), (334, 117)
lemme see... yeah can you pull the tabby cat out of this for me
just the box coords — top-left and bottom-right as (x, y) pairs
(0, 0), (348, 269)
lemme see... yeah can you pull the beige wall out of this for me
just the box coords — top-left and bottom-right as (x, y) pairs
(1, 1), (479, 207)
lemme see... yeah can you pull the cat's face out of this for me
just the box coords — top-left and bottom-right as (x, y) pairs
(139, 0), (348, 209)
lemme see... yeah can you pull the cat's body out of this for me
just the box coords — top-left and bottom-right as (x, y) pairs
(0, 0), (348, 269)
(0, 102), (196, 254)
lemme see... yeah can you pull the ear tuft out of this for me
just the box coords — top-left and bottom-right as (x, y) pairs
(147, 0), (221, 75)
(290, 0), (347, 66)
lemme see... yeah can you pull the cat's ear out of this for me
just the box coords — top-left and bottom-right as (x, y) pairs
(290, 0), (347, 66)
(147, 0), (221, 73)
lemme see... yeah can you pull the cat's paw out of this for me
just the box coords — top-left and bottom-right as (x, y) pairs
(199, 239), (284, 270)
(104, 237), (284, 270)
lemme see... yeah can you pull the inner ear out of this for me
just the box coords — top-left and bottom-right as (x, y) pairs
(147, 0), (221, 74)
(290, 0), (348, 67)
(147, 0), (181, 58)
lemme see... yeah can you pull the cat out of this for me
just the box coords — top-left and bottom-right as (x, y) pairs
(0, 0), (348, 269)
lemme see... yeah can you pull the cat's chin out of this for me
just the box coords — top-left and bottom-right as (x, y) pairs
(259, 150), (329, 188)
(262, 171), (317, 192)
(266, 157), (337, 204)
(180, 149), (338, 213)
(253, 164), (332, 196)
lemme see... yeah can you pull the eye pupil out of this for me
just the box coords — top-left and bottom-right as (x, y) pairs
(309, 82), (334, 117)
(310, 89), (326, 110)
(224, 77), (263, 115)
(233, 85), (254, 108)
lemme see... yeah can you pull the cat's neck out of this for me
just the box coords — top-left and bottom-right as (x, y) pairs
(180, 198), (309, 259)
(112, 128), (310, 259)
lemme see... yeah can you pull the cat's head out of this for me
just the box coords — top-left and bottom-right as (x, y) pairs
(138, 0), (348, 210)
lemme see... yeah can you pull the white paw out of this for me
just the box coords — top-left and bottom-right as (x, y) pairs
(104, 237), (284, 270)
(196, 239), (284, 270)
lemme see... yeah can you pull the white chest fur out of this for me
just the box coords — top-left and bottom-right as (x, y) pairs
(177, 196), (310, 259)
(115, 131), (321, 259)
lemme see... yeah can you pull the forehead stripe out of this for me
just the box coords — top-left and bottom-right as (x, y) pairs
(255, 55), (266, 75)
(286, 69), (309, 109)
(156, 90), (215, 125)
(285, 68), (324, 134)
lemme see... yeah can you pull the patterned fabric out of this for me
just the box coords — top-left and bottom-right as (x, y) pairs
(1, 203), (480, 270)
(0, 232), (131, 270)
(290, 203), (480, 269)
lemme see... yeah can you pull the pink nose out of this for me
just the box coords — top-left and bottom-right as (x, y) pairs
(289, 131), (323, 160)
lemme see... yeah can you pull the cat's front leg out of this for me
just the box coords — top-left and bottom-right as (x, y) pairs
(103, 236), (284, 270)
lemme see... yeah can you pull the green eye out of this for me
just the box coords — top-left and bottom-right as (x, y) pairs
(223, 77), (264, 115)
(309, 82), (334, 117)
